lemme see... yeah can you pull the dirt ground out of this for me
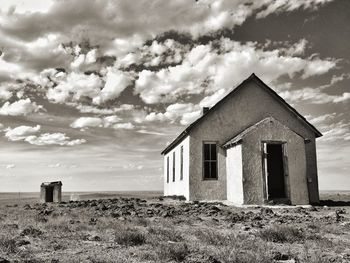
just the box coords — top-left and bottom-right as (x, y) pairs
(0, 195), (349, 263)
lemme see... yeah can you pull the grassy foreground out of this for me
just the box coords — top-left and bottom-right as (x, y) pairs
(0, 196), (349, 263)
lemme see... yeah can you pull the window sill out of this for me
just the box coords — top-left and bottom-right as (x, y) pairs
(203, 178), (218, 181)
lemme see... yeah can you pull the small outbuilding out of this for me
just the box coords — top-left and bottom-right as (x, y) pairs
(40, 181), (62, 203)
(161, 74), (322, 205)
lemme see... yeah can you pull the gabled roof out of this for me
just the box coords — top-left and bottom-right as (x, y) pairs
(222, 117), (305, 148)
(161, 73), (322, 155)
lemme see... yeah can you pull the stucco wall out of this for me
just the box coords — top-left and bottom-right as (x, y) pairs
(226, 145), (244, 205)
(163, 136), (190, 200)
(188, 80), (318, 201)
(305, 140), (320, 203)
(241, 119), (309, 205)
(53, 185), (62, 203)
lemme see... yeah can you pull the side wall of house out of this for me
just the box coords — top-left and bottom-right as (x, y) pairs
(226, 144), (244, 205)
(241, 119), (309, 205)
(163, 136), (190, 200)
(189, 80), (318, 201)
(305, 139), (320, 203)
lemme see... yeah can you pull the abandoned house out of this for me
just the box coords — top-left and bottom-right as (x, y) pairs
(40, 181), (62, 203)
(161, 74), (322, 205)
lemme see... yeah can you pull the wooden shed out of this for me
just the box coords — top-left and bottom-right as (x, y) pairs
(40, 181), (62, 203)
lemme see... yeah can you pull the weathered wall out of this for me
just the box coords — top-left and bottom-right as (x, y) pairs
(241, 118), (309, 205)
(40, 186), (45, 203)
(305, 139), (320, 203)
(189, 80), (318, 201)
(164, 136), (190, 200)
(53, 185), (62, 203)
(226, 145), (244, 205)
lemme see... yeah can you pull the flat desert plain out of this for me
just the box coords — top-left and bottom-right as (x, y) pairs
(0, 191), (349, 263)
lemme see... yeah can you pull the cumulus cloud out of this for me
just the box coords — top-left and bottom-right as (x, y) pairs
(46, 72), (103, 103)
(5, 125), (41, 141)
(0, 55), (28, 80)
(0, 0), (334, 85)
(256, 0), (333, 18)
(0, 98), (43, 116)
(0, 0), (333, 42)
(92, 68), (133, 104)
(41, 66), (133, 106)
(289, 39), (308, 56)
(70, 117), (103, 129)
(69, 103), (136, 115)
(307, 113), (337, 125)
(70, 115), (123, 129)
(135, 39), (337, 104)
(71, 104), (116, 115)
(117, 39), (189, 69)
(0, 89), (12, 101)
(25, 133), (86, 146)
(113, 122), (135, 130)
(199, 88), (227, 108)
(319, 121), (350, 142)
(146, 103), (201, 125)
(71, 49), (98, 70)
(302, 58), (337, 79)
(280, 87), (350, 104)
(4, 124), (86, 146)
(103, 115), (122, 127)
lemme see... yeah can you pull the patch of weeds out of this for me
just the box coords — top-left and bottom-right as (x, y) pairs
(307, 223), (320, 232)
(194, 228), (235, 246)
(114, 227), (146, 246)
(203, 235), (272, 263)
(259, 225), (305, 243)
(34, 214), (48, 223)
(301, 244), (334, 263)
(20, 226), (43, 237)
(158, 242), (190, 262)
(147, 226), (183, 243)
(86, 256), (116, 263)
(133, 217), (149, 227)
(0, 235), (17, 254)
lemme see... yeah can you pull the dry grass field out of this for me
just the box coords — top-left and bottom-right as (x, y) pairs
(0, 192), (349, 263)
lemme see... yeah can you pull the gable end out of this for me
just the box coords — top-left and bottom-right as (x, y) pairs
(161, 73), (322, 155)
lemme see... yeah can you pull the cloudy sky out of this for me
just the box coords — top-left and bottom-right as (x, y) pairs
(0, 0), (349, 192)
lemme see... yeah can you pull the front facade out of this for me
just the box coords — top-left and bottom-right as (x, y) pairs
(162, 74), (322, 205)
(40, 181), (62, 203)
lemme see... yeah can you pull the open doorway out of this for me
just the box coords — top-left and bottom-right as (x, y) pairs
(263, 142), (289, 203)
(45, 186), (54, 202)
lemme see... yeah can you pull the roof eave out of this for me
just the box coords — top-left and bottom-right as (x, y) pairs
(161, 130), (188, 155)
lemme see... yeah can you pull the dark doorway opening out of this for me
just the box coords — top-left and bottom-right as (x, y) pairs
(45, 186), (54, 202)
(266, 144), (286, 200)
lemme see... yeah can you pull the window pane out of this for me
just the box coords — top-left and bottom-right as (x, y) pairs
(210, 144), (217, 160)
(173, 152), (175, 182)
(180, 146), (183, 180)
(204, 161), (210, 179)
(167, 157), (169, 183)
(210, 162), (217, 179)
(204, 144), (210, 160)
